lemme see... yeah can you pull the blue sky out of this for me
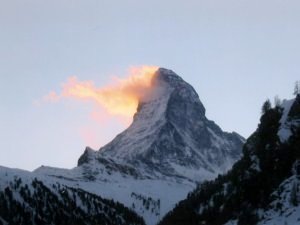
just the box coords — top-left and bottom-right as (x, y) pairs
(1, 0), (300, 171)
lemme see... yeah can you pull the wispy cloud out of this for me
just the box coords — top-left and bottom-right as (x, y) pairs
(43, 65), (158, 117)
(43, 91), (61, 103)
(37, 65), (158, 147)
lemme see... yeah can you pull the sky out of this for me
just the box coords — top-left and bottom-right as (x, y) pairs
(0, 0), (300, 171)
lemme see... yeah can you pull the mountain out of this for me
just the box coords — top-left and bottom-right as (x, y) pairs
(34, 68), (245, 225)
(0, 68), (245, 225)
(78, 68), (244, 182)
(158, 95), (300, 225)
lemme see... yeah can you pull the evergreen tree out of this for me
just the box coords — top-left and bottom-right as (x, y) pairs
(294, 81), (300, 96)
(290, 182), (298, 206)
(261, 99), (272, 114)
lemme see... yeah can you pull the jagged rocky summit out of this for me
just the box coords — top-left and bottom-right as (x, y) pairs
(78, 68), (245, 182)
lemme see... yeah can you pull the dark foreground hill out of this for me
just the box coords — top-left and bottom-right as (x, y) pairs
(159, 95), (300, 225)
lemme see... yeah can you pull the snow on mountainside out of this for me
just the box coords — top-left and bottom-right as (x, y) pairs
(34, 163), (194, 225)
(1, 68), (245, 225)
(278, 99), (295, 142)
(258, 173), (300, 225)
(278, 96), (300, 143)
(0, 166), (145, 225)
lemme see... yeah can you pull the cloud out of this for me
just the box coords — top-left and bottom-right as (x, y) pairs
(38, 65), (158, 148)
(41, 65), (158, 120)
(43, 91), (61, 103)
(59, 65), (158, 117)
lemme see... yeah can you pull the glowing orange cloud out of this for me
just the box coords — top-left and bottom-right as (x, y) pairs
(47, 66), (158, 118)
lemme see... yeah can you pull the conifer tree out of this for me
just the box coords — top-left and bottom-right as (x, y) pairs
(261, 99), (272, 114)
(294, 81), (300, 96)
(290, 182), (298, 206)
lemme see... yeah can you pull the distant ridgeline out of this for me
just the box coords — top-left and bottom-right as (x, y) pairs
(159, 94), (300, 225)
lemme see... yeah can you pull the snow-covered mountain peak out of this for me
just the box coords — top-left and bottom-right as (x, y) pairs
(137, 67), (200, 106)
(77, 68), (244, 183)
(132, 68), (205, 133)
(154, 68), (183, 85)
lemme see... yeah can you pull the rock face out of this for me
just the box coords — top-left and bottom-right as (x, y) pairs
(78, 68), (245, 182)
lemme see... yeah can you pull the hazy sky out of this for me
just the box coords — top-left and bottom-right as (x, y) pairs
(1, 0), (300, 171)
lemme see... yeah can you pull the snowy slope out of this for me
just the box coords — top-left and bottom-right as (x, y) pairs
(278, 99), (295, 142)
(278, 96), (300, 143)
(258, 174), (300, 225)
(0, 166), (145, 225)
(34, 165), (194, 225)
